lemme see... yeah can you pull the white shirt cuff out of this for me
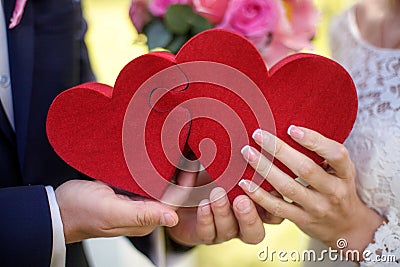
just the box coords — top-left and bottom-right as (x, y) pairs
(151, 227), (166, 267)
(45, 186), (66, 267)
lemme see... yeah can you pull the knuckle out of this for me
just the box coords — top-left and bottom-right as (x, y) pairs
(242, 212), (260, 226)
(274, 140), (284, 156)
(271, 200), (285, 218)
(308, 133), (322, 151)
(297, 158), (317, 178)
(328, 186), (347, 206)
(297, 214), (310, 227)
(198, 215), (213, 226)
(213, 205), (232, 217)
(279, 181), (297, 198)
(310, 202), (329, 218)
(331, 145), (349, 163)
(134, 209), (155, 226)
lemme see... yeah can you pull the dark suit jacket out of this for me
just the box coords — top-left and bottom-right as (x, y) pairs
(1, 0), (101, 266)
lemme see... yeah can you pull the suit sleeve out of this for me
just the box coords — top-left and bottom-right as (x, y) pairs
(0, 185), (52, 267)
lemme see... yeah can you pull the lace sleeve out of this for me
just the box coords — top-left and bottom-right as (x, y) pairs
(361, 209), (400, 266)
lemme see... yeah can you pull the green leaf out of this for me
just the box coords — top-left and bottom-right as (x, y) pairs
(166, 35), (189, 54)
(164, 4), (194, 35)
(190, 13), (213, 35)
(143, 19), (173, 50)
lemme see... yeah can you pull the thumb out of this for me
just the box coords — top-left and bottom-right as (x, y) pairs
(113, 199), (179, 228)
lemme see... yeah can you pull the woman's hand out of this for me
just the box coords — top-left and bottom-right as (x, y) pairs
(239, 125), (385, 254)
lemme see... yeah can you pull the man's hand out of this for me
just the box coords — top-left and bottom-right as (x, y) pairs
(164, 171), (268, 246)
(55, 180), (179, 244)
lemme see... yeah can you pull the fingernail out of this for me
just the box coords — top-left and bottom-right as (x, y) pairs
(252, 129), (269, 144)
(210, 187), (227, 206)
(199, 199), (211, 216)
(241, 145), (258, 163)
(238, 179), (258, 193)
(287, 125), (304, 139)
(236, 198), (252, 213)
(162, 213), (176, 227)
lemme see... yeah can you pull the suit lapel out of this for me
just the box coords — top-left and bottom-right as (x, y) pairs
(5, 0), (34, 168)
(0, 1), (14, 142)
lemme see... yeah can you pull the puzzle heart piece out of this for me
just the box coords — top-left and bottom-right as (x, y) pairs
(140, 30), (358, 201)
(46, 54), (192, 198)
(46, 29), (358, 203)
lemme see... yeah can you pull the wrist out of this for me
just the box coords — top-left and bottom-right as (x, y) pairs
(55, 182), (86, 244)
(332, 205), (385, 261)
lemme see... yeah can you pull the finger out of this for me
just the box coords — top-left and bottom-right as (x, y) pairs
(161, 170), (198, 209)
(196, 199), (217, 244)
(232, 195), (265, 244)
(241, 146), (318, 208)
(110, 199), (179, 228)
(258, 208), (285, 224)
(209, 187), (239, 242)
(251, 129), (334, 194)
(287, 125), (355, 179)
(257, 192), (284, 224)
(238, 179), (308, 225)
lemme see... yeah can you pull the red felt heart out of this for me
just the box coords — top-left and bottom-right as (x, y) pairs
(46, 29), (357, 203)
(46, 54), (192, 199)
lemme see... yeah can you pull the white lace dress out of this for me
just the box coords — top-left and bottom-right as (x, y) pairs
(303, 5), (400, 267)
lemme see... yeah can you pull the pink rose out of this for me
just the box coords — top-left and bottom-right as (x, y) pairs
(129, 0), (151, 32)
(192, 0), (229, 24)
(149, 0), (191, 17)
(217, 0), (283, 37)
(275, 0), (319, 50)
(254, 0), (319, 67)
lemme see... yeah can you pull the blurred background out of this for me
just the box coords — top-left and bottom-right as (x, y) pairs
(81, 0), (356, 266)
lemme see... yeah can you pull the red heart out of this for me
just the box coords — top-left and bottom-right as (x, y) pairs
(46, 54), (192, 199)
(46, 29), (357, 203)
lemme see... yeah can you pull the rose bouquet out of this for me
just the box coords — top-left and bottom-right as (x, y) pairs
(130, 0), (319, 67)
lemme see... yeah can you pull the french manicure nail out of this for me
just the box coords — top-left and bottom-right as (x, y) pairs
(238, 179), (251, 189)
(287, 125), (304, 139)
(241, 145), (258, 163)
(238, 179), (258, 193)
(252, 129), (262, 143)
(252, 128), (270, 144)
